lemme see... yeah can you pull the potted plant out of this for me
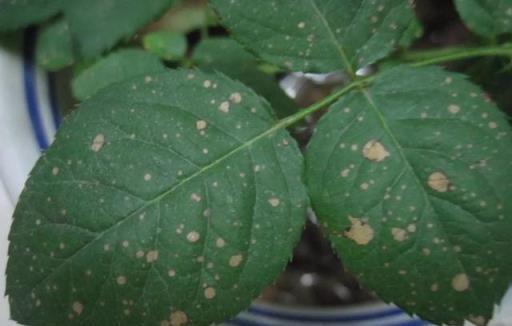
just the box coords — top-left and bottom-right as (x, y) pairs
(1, 1), (512, 325)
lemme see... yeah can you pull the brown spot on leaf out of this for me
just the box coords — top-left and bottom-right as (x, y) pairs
(391, 228), (408, 242)
(362, 140), (390, 162)
(343, 216), (374, 245)
(116, 275), (127, 285)
(268, 197), (280, 207)
(72, 301), (83, 315)
(451, 273), (470, 292)
(170, 310), (188, 326)
(229, 254), (243, 267)
(146, 250), (159, 263)
(204, 287), (216, 299)
(428, 172), (450, 192)
(91, 134), (105, 152)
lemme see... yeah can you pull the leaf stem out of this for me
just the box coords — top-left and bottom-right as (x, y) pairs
(402, 44), (512, 67)
(275, 76), (373, 130)
(278, 43), (512, 129)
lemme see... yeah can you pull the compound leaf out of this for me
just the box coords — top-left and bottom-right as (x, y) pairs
(7, 69), (308, 325)
(211, 0), (417, 74)
(306, 66), (512, 325)
(455, 0), (512, 37)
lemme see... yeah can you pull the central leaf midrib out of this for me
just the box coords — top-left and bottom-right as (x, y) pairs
(359, 87), (475, 297)
(307, 0), (355, 77)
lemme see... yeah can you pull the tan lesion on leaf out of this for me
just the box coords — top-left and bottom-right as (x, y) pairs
(343, 216), (374, 245)
(72, 301), (84, 316)
(391, 227), (408, 242)
(169, 310), (188, 326)
(91, 134), (105, 152)
(427, 171), (450, 192)
(362, 140), (390, 162)
(451, 273), (470, 292)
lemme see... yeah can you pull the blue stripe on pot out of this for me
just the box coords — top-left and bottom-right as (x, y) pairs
(224, 303), (430, 326)
(22, 27), (61, 151)
(247, 305), (404, 322)
(22, 27), (49, 150)
(47, 73), (61, 128)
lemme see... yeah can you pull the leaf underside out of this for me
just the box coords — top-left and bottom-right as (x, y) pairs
(306, 66), (512, 325)
(455, 0), (512, 37)
(211, 0), (417, 73)
(7, 69), (308, 325)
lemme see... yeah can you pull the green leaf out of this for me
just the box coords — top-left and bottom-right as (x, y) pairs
(36, 19), (74, 71)
(143, 31), (187, 61)
(62, 0), (175, 57)
(455, 0), (512, 37)
(306, 66), (512, 325)
(155, 4), (218, 34)
(193, 37), (297, 118)
(211, 0), (417, 74)
(71, 49), (166, 101)
(7, 69), (308, 325)
(0, 0), (62, 31)
(399, 18), (423, 49)
(0, 0), (176, 58)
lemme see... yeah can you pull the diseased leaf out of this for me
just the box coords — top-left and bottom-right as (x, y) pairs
(0, 0), (176, 58)
(306, 66), (512, 325)
(143, 31), (187, 61)
(0, 0), (61, 31)
(455, 0), (512, 37)
(72, 49), (166, 101)
(193, 37), (297, 118)
(211, 0), (417, 74)
(36, 18), (74, 71)
(7, 69), (308, 325)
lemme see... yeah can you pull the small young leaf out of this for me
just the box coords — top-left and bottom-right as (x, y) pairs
(211, 0), (417, 74)
(455, 0), (512, 37)
(0, 0), (61, 31)
(143, 31), (187, 61)
(306, 66), (512, 325)
(62, 0), (175, 57)
(193, 37), (297, 118)
(36, 19), (74, 71)
(7, 69), (308, 325)
(72, 49), (166, 100)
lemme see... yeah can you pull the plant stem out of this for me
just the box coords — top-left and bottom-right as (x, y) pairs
(277, 43), (512, 130)
(403, 44), (512, 67)
(275, 76), (373, 130)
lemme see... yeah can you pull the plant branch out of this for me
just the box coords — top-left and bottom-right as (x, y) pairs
(402, 44), (512, 67)
(278, 43), (512, 129)
(275, 76), (373, 131)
